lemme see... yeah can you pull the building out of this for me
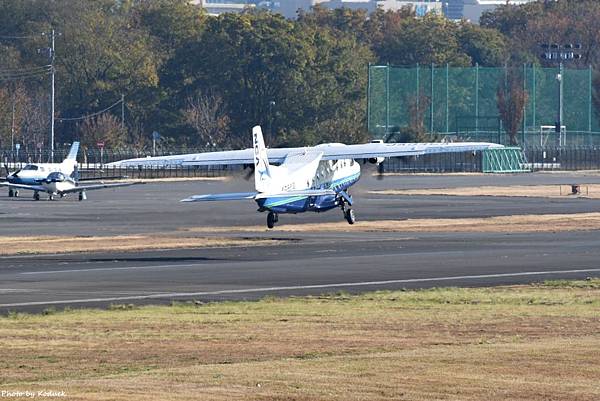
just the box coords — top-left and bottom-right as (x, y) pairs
(196, 0), (443, 18)
(449, 0), (536, 22)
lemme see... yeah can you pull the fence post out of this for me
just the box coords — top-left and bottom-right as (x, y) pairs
(386, 63), (390, 135)
(475, 63), (479, 136)
(446, 63), (449, 133)
(430, 62), (434, 133)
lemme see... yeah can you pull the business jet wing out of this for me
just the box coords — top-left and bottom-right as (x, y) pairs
(60, 181), (144, 194)
(0, 182), (47, 192)
(181, 188), (336, 202)
(108, 141), (503, 168)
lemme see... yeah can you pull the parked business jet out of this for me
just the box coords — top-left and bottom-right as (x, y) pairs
(109, 126), (503, 228)
(1, 142), (142, 200)
(0, 170), (143, 201)
(2, 142), (80, 198)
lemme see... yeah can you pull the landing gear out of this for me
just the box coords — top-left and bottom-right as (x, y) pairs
(338, 192), (356, 225)
(344, 208), (356, 225)
(8, 188), (13, 197)
(78, 191), (87, 201)
(267, 211), (279, 229)
(33, 191), (40, 201)
(14, 190), (19, 198)
(48, 194), (54, 201)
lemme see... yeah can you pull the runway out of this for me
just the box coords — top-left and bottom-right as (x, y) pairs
(1, 172), (600, 312)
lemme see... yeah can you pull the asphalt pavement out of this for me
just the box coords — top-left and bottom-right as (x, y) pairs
(1, 171), (600, 313)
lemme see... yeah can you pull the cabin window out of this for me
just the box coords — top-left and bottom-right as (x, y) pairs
(23, 165), (38, 171)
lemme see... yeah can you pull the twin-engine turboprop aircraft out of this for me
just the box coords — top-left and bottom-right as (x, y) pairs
(109, 126), (504, 228)
(1, 141), (142, 201)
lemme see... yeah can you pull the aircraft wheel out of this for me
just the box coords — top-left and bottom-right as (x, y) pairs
(267, 211), (276, 229)
(14, 190), (19, 198)
(8, 188), (13, 197)
(78, 191), (87, 201)
(345, 208), (356, 225)
(33, 192), (40, 201)
(48, 194), (54, 201)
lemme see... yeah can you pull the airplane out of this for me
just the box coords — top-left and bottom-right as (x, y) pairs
(108, 126), (504, 228)
(1, 142), (80, 198)
(1, 142), (143, 201)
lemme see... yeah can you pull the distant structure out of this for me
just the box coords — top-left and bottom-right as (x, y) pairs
(195, 0), (443, 18)
(194, 0), (535, 21)
(452, 0), (536, 22)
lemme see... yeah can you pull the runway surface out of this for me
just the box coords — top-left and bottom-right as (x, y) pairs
(1, 171), (600, 312)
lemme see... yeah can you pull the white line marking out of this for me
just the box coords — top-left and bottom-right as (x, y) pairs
(2, 268), (600, 308)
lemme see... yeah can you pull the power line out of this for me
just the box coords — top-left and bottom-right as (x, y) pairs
(0, 33), (42, 39)
(58, 98), (125, 122)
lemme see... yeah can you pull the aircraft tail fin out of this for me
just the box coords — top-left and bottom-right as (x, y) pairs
(65, 142), (80, 161)
(253, 126), (271, 193)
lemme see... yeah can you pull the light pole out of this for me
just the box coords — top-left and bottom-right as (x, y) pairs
(540, 43), (582, 147)
(268, 100), (275, 143)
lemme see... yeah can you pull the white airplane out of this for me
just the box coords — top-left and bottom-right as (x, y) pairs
(108, 126), (504, 228)
(2, 142), (80, 198)
(1, 142), (142, 201)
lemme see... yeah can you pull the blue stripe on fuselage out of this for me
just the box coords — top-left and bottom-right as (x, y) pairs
(257, 172), (360, 213)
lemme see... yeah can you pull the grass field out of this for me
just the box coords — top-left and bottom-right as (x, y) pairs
(1, 280), (599, 400)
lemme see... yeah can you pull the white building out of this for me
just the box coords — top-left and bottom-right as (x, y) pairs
(461, 0), (537, 22)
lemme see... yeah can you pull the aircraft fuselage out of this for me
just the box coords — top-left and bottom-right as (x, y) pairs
(256, 159), (361, 214)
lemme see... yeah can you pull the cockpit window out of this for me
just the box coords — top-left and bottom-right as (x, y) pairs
(23, 165), (38, 171)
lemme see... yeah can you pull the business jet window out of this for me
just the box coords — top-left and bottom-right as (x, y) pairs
(23, 165), (38, 171)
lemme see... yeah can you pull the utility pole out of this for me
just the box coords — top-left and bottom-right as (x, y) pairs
(40, 30), (57, 162)
(50, 29), (55, 162)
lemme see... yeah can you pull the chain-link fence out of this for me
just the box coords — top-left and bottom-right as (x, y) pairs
(368, 64), (600, 147)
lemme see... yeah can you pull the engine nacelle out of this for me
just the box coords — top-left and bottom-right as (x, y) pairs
(368, 157), (385, 165)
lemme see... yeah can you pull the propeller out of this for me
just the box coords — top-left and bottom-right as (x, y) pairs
(243, 164), (255, 181)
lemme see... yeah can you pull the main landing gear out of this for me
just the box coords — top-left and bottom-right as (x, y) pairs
(78, 191), (87, 201)
(33, 191), (40, 201)
(339, 194), (356, 225)
(267, 211), (279, 229)
(8, 188), (18, 198)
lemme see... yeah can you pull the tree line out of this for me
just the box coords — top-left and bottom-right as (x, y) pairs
(0, 0), (599, 151)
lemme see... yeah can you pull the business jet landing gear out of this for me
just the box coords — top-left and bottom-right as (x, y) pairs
(8, 188), (18, 198)
(33, 191), (40, 201)
(79, 191), (87, 201)
(267, 211), (279, 229)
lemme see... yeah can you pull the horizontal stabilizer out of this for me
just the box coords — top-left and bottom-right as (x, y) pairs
(181, 192), (258, 202)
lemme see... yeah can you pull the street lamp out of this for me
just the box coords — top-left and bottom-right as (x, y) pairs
(540, 43), (582, 147)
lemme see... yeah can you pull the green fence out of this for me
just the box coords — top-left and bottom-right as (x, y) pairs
(368, 64), (600, 147)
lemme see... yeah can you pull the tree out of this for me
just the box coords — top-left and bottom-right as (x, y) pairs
(497, 70), (528, 146)
(184, 91), (232, 148)
(78, 114), (126, 148)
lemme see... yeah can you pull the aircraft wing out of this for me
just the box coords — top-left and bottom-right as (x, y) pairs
(0, 182), (47, 192)
(60, 181), (144, 194)
(181, 189), (336, 202)
(181, 192), (258, 202)
(108, 142), (503, 168)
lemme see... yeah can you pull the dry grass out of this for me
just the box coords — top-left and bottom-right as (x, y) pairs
(185, 212), (600, 234)
(0, 280), (599, 400)
(371, 184), (600, 198)
(0, 235), (280, 255)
